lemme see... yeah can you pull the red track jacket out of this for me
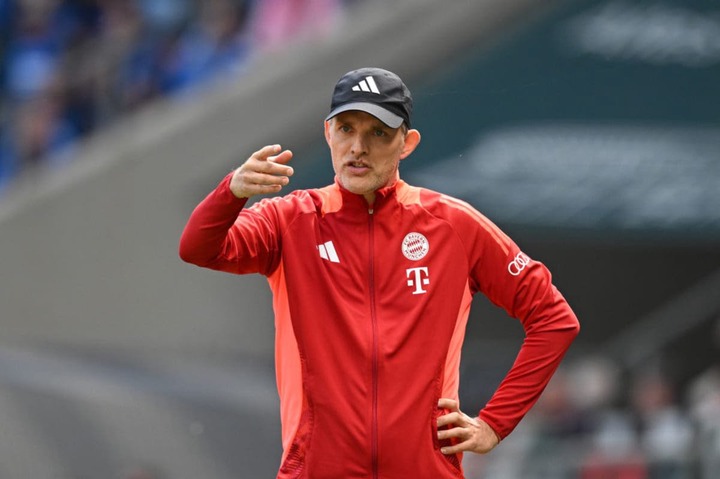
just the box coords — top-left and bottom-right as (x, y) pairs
(179, 174), (580, 478)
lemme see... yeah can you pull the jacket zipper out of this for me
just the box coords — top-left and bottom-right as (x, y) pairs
(368, 207), (379, 479)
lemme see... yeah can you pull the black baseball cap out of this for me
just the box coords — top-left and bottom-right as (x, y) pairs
(325, 67), (413, 128)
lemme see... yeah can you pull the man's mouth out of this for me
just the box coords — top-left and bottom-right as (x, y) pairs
(347, 161), (370, 172)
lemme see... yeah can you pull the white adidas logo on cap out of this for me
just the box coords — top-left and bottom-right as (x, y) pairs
(351, 76), (381, 94)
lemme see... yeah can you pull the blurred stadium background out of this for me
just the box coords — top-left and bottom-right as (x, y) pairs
(1, 0), (719, 477)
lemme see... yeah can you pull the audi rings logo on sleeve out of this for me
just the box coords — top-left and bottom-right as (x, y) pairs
(401, 232), (429, 261)
(507, 252), (531, 276)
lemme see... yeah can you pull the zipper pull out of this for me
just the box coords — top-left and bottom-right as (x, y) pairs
(368, 208), (374, 214)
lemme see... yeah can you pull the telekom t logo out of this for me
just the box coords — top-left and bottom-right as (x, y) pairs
(406, 267), (429, 295)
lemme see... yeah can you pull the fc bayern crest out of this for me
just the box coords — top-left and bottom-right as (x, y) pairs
(402, 232), (429, 261)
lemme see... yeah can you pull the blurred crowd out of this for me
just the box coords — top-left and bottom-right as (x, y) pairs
(465, 317), (720, 479)
(0, 0), (357, 192)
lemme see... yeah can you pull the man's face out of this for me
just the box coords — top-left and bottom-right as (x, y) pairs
(325, 111), (418, 204)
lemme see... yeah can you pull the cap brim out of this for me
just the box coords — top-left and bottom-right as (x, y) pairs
(325, 102), (404, 128)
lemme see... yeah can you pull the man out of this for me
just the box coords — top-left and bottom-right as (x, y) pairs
(179, 67), (580, 478)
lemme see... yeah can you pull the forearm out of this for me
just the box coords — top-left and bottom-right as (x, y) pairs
(179, 173), (248, 267)
(479, 288), (579, 439)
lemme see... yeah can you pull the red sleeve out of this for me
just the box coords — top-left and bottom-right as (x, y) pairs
(465, 211), (580, 440)
(178, 173), (281, 276)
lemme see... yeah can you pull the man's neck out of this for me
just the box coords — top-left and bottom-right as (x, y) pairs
(363, 192), (376, 206)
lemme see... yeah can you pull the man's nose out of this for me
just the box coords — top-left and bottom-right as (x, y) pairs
(351, 133), (368, 155)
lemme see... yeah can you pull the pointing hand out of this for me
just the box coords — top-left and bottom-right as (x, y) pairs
(230, 144), (294, 199)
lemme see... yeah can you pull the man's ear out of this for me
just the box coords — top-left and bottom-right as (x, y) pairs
(324, 120), (332, 146)
(400, 129), (421, 160)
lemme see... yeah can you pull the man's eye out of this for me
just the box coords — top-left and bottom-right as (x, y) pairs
(373, 129), (387, 137)
(339, 125), (351, 133)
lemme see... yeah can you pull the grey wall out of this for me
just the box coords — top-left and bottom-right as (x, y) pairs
(0, 0), (550, 358)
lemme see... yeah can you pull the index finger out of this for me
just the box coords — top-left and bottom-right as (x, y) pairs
(268, 149), (294, 167)
(437, 398), (459, 412)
